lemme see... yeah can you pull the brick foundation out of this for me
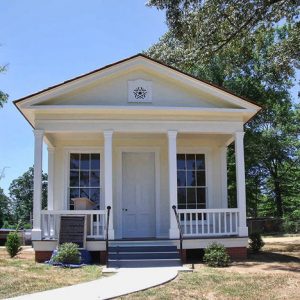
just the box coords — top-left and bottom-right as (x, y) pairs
(99, 251), (107, 264)
(226, 247), (247, 260)
(35, 251), (52, 263)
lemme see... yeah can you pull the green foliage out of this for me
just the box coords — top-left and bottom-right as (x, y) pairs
(145, 3), (300, 221)
(147, 0), (299, 65)
(203, 243), (230, 267)
(0, 188), (12, 228)
(9, 167), (47, 226)
(249, 233), (265, 253)
(52, 243), (81, 265)
(282, 209), (300, 233)
(5, 231), (22, 258)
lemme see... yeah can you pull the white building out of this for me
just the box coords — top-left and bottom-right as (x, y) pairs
(14, 54), (261, 263)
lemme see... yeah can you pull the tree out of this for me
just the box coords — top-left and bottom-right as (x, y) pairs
(145, 12), (300, 218)
(0, 188), (12, 228)
(0, 65), (8, 108)
(147, 0), (300, 65)
(9, 167), (47, 227)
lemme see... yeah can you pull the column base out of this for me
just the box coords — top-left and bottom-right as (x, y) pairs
(238, 226), (248, 237)
(108, 229), (115, 240)
(31, 229), (42, 240)
(169, 228), (179, 239)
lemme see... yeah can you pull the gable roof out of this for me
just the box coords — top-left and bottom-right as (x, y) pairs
(14, 53), (261, 110)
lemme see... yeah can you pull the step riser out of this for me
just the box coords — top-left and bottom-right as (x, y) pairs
(109, 253), (180, 260)
(108, 259), (182, 268)
(109, 246), (177, 253)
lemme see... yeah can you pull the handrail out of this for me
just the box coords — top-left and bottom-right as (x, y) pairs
(106, 206), (111, 268)
(172, 205), (183, 263)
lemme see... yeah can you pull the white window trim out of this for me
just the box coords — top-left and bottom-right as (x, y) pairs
(63, 147), (104, 210)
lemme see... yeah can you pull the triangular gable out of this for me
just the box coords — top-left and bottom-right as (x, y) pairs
(14, 53), (261, 111)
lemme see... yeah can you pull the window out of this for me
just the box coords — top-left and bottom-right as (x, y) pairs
(177, 154), (206, 209)
(69, 153), (101, 210)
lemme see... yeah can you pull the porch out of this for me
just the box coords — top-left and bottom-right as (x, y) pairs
(32, 130), (248, 244)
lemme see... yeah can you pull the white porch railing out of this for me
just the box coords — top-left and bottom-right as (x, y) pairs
(41, 210), (106, 240)
(177, 208), (239, 237)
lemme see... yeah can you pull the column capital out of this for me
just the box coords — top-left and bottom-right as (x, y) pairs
(103, 130), (114, 138)
(33, 129), (44, 137)
(47, 146), (55, 153)
(167, 130), (178, 138)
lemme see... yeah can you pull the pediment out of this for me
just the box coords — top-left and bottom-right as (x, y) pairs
(14, 54), (261, 126)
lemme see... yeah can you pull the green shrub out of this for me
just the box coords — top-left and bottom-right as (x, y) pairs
(52, 243), (81, 264)
(5, 231), (22, 258)
(203, 243), (230, 267)
(249, 232), (265, 252)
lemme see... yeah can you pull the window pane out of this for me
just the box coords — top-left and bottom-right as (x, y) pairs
(198, 203), (206, 209)
(80, 171), (90, 187)
(197, 188), (206, 204)
(186, 170), (196, 186)
(90, 188), (100, 208)
(91, 153), (100, 170)
(80, 188), (90, 199)
(186, 154), (196, 170)
(187, 188), (196, 204)
(80, 154), (90, 169)
(177, 171), (186, 186)
(197, 171), (206, 186)
(90, 171), (100, 187)
(70, 153), (80, 169)
(177, 154), (186, 170)
(70, 171), (79, 187)
(196, 154), (205, 170)
(177, 188), (186, 209)
(69, 188), (79, 200)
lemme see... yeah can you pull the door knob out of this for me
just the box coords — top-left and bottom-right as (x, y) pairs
(122, 208), (128, 211)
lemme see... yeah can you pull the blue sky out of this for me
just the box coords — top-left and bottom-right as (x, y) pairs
(0, 1), (299, 195)
(0, 0), (167, 194)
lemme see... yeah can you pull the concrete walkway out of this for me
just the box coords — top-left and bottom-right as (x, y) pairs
(9, 267), (181, 300)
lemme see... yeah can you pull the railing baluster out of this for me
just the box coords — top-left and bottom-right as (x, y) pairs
(90, 214), (93, 237)
(207, 212), (210, 235)
(229, 213), (232, 234)
(196, 213), (199, 235)
(224, 212), (227, 234)
(213, 212), (216, 235)
(96, 213), (100, 236)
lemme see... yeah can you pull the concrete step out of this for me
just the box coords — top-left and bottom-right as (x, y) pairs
(109, 246), (177, 253)
(108, 258), (182, 268)
(109, 252), (180, 260)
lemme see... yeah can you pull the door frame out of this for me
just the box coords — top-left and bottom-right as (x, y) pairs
(116, 147), (161, 239)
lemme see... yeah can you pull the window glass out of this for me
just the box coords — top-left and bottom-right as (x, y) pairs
(177, 153), (206, 209)
(68, 153), (101, 210)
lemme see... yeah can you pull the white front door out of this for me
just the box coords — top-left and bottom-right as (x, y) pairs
(122, 152), (156, 238)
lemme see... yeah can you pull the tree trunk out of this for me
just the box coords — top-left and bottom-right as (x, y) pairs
(274, 179), (283, 218)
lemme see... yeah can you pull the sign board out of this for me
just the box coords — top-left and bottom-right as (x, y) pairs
(59, 216), (86, 248)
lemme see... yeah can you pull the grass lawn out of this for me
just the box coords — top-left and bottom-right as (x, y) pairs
(0, 246), (102, 299)
(120, 235), (300, 300)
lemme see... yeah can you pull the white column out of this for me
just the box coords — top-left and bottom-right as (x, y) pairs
(235, 132), (248, 236)
(168, 130), (178, 238)
(104, 130), (114, 239)
(32, 129), (44, 240)
(220, 146), (228, 208)
(47, 147), (55, 210)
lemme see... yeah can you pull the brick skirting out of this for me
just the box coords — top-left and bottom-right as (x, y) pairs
(226, 247), (247, 260)
(35, 251), (52, 263)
